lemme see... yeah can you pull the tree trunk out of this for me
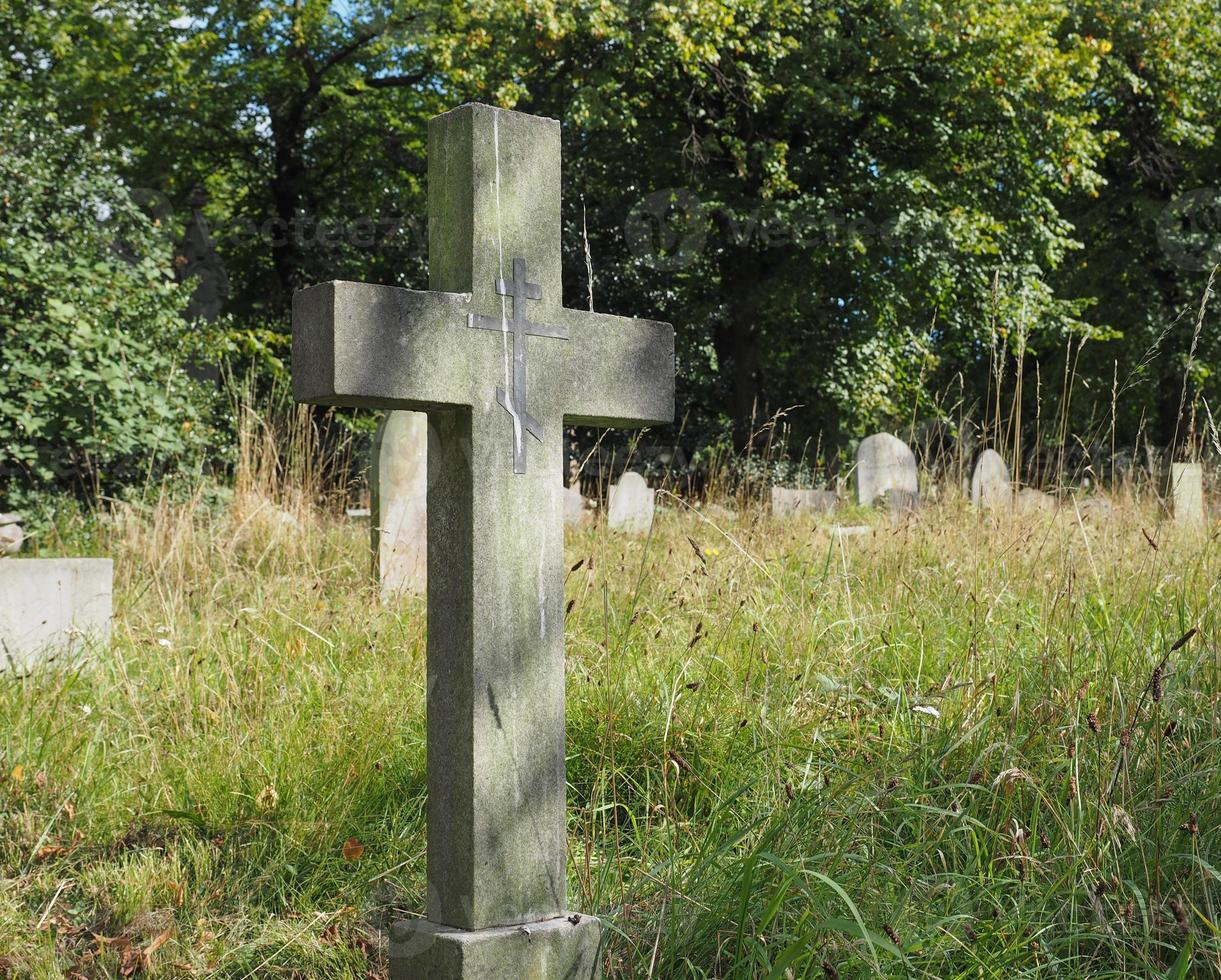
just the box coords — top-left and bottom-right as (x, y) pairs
(268, 101), (310, 303)
(714, 245), (766, 451)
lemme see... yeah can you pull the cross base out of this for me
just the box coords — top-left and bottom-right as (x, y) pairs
(389, 913), (601, 979)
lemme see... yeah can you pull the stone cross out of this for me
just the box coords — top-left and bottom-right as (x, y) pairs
(293, 103), (673, 979)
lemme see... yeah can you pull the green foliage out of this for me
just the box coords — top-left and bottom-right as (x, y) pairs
(1, 0), (1219, 470)
(0, 97), (216, 506)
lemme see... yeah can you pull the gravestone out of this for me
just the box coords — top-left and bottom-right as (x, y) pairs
(563, 483), (592, 527)
(970, 449), (1011, 510)
(0, 513), (22, 556)
(856, 433), (919, 510)
(1169, 462), (1205, 526)
(292, 103), (673, 980)
(770, 487), (836, 518)
(607, 471), (655, 535)
(371, 411), (428, 596)
(0, 559), (112, 672)
(1015, 487), (1056, 514)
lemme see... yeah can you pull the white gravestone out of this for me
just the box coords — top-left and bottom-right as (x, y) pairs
(970, 449), (1011, 510)
(607, 471), (655, 535)
(371, 411), (428, 596)
(1170, 462), (1205, 526)
(856, 433), (919, 510)
(563, 483), (592, 526)
(0, 558), (112, 671)
(292, 103), (674, 979)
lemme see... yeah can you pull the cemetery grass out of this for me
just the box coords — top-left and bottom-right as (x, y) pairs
(2, 489), (1219, 978)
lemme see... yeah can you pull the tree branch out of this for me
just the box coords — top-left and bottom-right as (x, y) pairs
(362, 71), (427, 89)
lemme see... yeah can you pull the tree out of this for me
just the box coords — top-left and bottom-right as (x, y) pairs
(452, 0), (1111, 451)
(0, 96), (214, 504)
(1056, 0), (1221, 453)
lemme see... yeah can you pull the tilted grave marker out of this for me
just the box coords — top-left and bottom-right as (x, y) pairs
(293, 103), (673, 979)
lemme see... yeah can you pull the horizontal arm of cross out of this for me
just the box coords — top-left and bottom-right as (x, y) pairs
(293, 280), (474, 410)
(467, 313), (568, 339)
(555, 307), (674, 428)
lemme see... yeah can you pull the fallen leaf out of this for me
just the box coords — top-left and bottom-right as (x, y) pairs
(342, 837), (364, 861)
(144, 925), (174, 965)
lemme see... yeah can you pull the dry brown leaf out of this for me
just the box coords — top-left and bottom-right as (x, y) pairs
(143, 925), (174, 966)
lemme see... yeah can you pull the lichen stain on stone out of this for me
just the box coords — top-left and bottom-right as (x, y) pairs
(487, 683), (503, 730)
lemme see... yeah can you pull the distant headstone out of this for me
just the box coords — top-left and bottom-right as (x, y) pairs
(970, 449), (1011, 510)
(1014, 487), (1056, 514)
(1170, 462), (1205, 526)
(608, 471), (655, 535)
(0, 513), (22, 556)
(563, 483), (592, 527)
(0, 559), (112, 672)
(771, 487), (836, 517)
(703, 502), (738, 523)
(1076, 496), (1113, 522)
(856, 433), (919, 510)
(292, 104), (673, 978)
(371, 411), (428, 597)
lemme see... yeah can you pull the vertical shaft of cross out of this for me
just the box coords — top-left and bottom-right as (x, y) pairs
(293, 101), (673, 978)
(424, 103), (569, 931)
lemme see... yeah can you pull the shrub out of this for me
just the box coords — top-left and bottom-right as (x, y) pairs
(0, 98), (218, 509)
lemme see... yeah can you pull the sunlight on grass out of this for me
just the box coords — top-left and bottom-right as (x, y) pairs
(1, 487), (1217, 977)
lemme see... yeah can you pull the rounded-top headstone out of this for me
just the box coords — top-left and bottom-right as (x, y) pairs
(607, 471), (655, 535)
(970, 449), (1011, 510)
(371, 411), (427, 597)
(855, 433), (919, 508)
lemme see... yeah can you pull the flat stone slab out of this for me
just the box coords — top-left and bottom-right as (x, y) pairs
(0, 558), (113, 671)
(390, 913), (601, 980)
(1014, 487), (1056, 514)
(771, 487), (836, 517)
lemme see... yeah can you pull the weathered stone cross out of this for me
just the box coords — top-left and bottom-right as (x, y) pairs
(293, 103), (673, 979)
